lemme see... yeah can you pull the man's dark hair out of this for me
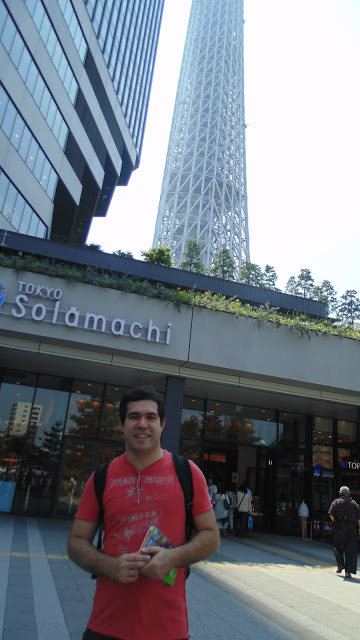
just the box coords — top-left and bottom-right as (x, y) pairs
(119, 386), (165, 424)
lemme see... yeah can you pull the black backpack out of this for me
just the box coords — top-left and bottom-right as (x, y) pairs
(92, 453), (194, 578)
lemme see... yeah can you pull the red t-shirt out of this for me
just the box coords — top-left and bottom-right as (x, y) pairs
(75, 450), (212, 640)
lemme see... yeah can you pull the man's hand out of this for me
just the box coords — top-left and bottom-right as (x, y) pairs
(139, 546), (176, 581)
(109, 552), (152, 583)
(67, 519), (152, 582)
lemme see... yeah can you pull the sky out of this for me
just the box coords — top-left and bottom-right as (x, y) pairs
(88, 0), (360, 298)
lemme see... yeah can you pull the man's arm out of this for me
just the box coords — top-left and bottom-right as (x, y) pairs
(67, 519), (150, 583)
(140, 508), (220, 580)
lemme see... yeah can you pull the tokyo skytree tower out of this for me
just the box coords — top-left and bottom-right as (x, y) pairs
(153, 0), (250, 275)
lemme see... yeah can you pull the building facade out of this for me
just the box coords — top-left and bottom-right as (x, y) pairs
(0, 0), (164, 242)
(153, 0), (249, 276)
(1, 241), (359, 539)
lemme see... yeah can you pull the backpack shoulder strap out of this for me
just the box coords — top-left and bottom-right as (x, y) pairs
(172, 453), (194, 541)
(92, 461), (110, 577)
(90, 461), (110, 580)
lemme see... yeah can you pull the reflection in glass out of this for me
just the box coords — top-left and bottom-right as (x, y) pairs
(313, 417), (333, 470)
(205, 401), (277, 446)
(0, 374), (71, 515)
(179, 397), (205, 462)
(98, 385), (127, 441)
(56, 441), (93, 517)
(65, 380), (104, 438)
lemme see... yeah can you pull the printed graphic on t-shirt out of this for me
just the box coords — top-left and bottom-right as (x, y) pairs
(106, 474), (176, 553)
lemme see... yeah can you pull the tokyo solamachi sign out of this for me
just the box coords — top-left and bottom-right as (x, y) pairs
(1, 278), (172, 345)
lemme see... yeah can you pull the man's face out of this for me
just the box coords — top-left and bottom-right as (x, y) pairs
(120, 399), (165, 455)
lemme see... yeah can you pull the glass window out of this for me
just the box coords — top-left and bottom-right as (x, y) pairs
(46, 101), (56, 130)
(37, 220), (47, 238)
(179, 397), (205, 462)
(338, 420), (357, 469)
(46, 29), (57, 58)
(313, 417), (333, 469)
(205, 401), (277, 446)
(39, 89), (51, 119)
(26, 61), (38, 94)
(39, 158), (51, 190)
(11, 193), (25, 229)
(1, 15), (16, 51)
(65, 380), (104, 438)
(68, 76), (78, 103)
(0, 171), (9, 211)
(26, 138), (38, 170)
(3, 182), (17, 222)
(19, 203), (32, 234)
(28, 212), (39, 236)
(18, 127), (32, 161)
(0, 87), (7, 126)
(46, 170), (58, 200)
(52, 111), (62, 140)
(11, 114), (25, 150)
(2, 100), (16, 138)
(33, 75), (45, 105)
(18, 48), (32, 80)
(58, 120), (69, 149)
(98, 384), (127, 441)
(52, 41), (62, 69)
(58, 56), (67, 82)
(0, 3), (7, 36)
(33, 150), (44, 181)
(0, 372), (37, 437)
(10, 31), (24, 67)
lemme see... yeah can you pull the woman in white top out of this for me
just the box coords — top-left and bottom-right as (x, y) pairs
(213, 489), (230, 535)
(298, 500), (309, 538)
(236, 482), (252, 536)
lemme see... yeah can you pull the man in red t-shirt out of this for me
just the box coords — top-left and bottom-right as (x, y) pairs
(68, 385), (219, 640)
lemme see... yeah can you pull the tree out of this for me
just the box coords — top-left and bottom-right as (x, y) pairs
(179, 238), (205, 273)
(238, 262), (264, 286)
(295, 268), (315, 298)
(285, 276), (297, 295)
(141, 246), (173, 267)
(41, 420), (64, 460)
(263, 265), (278, 289)
(113, 250), (134, 259)
(336, 290), (360, 326)
(211, 247), (235, 280)
(86, 243), (103, 251)
(313, 280), (337, 316)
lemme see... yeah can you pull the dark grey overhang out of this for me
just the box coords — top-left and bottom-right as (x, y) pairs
(0, 230), (326, 318)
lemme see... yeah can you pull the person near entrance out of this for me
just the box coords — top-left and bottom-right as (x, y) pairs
(235, 481), (252, 537)
(328, 486), (360, 578)
(67, 385), (220, 640)
(207, 476), (217, 505)
(298, 500), (309, 538)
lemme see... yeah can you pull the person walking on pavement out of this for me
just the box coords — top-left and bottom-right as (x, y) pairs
(298, 500), (309, 538)
(328, 485), (360, 578)
(235, 481), (252, 537)
(68, 385), (220, 640)
(207, 476), (217, 506)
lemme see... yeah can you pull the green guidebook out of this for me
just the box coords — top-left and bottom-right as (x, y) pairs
(139, 525), (178, 586)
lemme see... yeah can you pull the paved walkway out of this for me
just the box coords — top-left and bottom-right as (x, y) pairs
(1, 516), (360, 640)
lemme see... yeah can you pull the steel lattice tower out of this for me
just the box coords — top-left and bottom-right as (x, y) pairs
(153, 0), (250, 276)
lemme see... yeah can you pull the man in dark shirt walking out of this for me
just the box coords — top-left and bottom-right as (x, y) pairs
(328, 486), (360, 578)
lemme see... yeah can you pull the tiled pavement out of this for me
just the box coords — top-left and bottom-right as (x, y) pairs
(1, 515), (360, 640)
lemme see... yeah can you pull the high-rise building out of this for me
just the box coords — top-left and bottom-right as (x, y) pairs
(0, 0), (164, 243)
(8, 402), (42, 436)
(153, 0), (249, 276)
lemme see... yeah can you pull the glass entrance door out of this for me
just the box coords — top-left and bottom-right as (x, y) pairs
(55, 440), (125, 517)
(55, 440), (94, 517)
